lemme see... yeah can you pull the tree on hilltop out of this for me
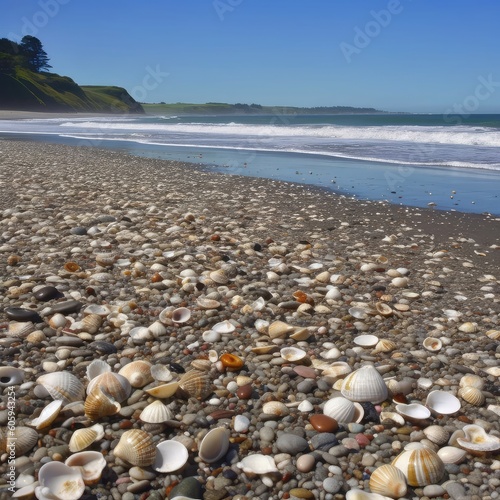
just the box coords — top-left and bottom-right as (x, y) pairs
(20, 35), (52, 72)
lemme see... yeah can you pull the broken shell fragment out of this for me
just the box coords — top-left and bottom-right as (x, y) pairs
(65, 450), (107, 485)
(0, 366), (25, 387)
(29, 400), (63, 429)
(35, 462), (85, 500)
(237, 454), (278, 475)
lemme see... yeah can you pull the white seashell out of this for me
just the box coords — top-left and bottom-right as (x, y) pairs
(345, 491), (389, 500)
(323, 397), (356, 423)
(197, 297), (221, 309)
(2, 426), (38, 457)
(298, 400), (314, 412)
(172, 307), (191, 324)
(341, 365), (388, 403)
(86, 359), (111, 381)
(262, 401), (290, 417)
(325, 287), (342, 300)
(426, 390), (461, 415)
(84, 386), (121, 420)
(150, 364), (173, 382)
(484, 366), (500, 377)
(202, 330), (221, 343)
(349, 307), (368, 320)
(290, 327), (311, 341)
(391, 277), (408, 288)
(437, 446), (467, 464)
(423, 337), (442, 352)
(209, 269), (229, 284)
(268, 320), (294, 339)
(458, 321), (478, 333)
(375, 302), (393, 317)
(145, 381), (179, 399)
(0, 366), (25, 387)
(198, 427), (230, 463)
(212, 320), (235, 334)
(113, 429), (157, 467)
(459, 374), (485, 390)
(29, 400), (63, 429)
(280, 346), (307, 363)
(396, 403), (431, 422)
(369, 463), (407, 498)
(77, 313), (103, 334)
(208, 350), (219, 363)
(48, 314), (67, 330)
(153, 440), (189, 472)
(458, 386), (485, 406)
(353, 334), (379, 347)
(320, 346), (342, 360)
(140, 400), (173, 423)
(128, 326), (152, 343)
(148, 321), (167, 338)
(37, 372), (85, 405)
(234, 414), (250, 433)
(118, 360), (153, 388)
(423, 425), (450, 446)
(65, 450), (106, 485)
(69, 424), (105, 452)
(35, 462), (85, 500)
(86, 372), (131, 402)
(456, 424), (500, 454)
(322, 361), (352, 382)
(237, 454), (278, 474)
(391, 442), (445, 487)
(7, 321), (35, 338)
(83, 304), (111, 317)
(379, 411), (405, 426)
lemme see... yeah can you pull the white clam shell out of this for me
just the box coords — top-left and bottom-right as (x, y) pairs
(459, 374), (485, 390)
(202, 330), (221, 343)
(148, 321), (167, 338)
(262, 401), (290, 417)
(353, 334), (378, 347)
(237, 454), (278, 474)
(422, 337), (442, 352)
(0, 366), (25, 387)
(425, 390), (461, 415)
(437, 446), (467, 464)
(150, 364), (173, 382)
(341, 365), (388, 404)
(35, 462), (85, 500)
(423, 425), (450, 445)
(128, 326), (152, 343)
(212, 320), (235, 334)
(153, 440), (189, 472)
(86, 359), (111, 381)
(37, 372), (85, 405)
(322, 361), (352, 382)
(140, 400), (173, 423)
(369, 463), (408, 498)
(65, 450), (106, 485)
(396, 403), (431, 422)
(456, 424), (500, 453)
(280, 346), (307, 363)
(198, 427), (230, 464)
(323, 397), (356, 423)
(2, 426), (38, 457)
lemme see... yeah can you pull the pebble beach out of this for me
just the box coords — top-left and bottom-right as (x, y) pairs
(0, 139), (499, 500)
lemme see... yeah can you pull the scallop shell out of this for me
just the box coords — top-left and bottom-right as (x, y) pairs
(372, 339), (397, 354)
(65, 450), (107, 485)
(86, 372), (131, 402)
(153, 440), (189, 472)
(7, 321), (35, 338)
(341, 365), (388, 404)
(37, 372), (85, 405)
(437, 446), (467, 464)
(198, 427), (230, 464)
(369, 463), (407, 498)
(86, 359), (111, 381)
(84, 386), (121, 421)
(423, 337), (442, 352)
(172, 307), (191, 324)
(268, 320), (295, 339)
(391, 443), (445, 487)
(262, 401), (290, 417)
(456, 424), (500, 454)
(145, 381), (179, 399)
(35, 462), (85, 500)
(212, 320), (235, 334)
(237, 454), (278, 475)
(69, 424), (105, 452)
(323, 397), (356, 423)
(426, 390), (461, 415)
(423, 425), (450, 446)
(459, 374), (485, 390)
(140, 400), (173, 423)
(29, 400), (63, 429)
(0, 366), (25, 387)
(118, 360), (154, 388)
(113, 429), (157, 467)
(458, 386), (485, 406)
(1, 426), (38, 457)
(280, 346), (307, 363)
(79, 313), (103, 334)
(177, 370), (213, 400)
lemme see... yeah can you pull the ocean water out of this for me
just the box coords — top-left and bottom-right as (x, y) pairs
(1, 113), (500, 215)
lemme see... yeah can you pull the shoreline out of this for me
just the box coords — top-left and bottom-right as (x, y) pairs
(0, 139), (499, 499)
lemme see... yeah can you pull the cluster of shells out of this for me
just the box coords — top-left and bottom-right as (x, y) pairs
(0, 143), (499, 499)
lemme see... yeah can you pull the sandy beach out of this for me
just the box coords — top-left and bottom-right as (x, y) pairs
(0, 139), (499, 499)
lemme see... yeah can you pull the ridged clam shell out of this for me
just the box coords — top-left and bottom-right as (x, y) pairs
(437, 446), (467, 464)
(486, 329), (500, 340)
(237, 454), (278, 474)
(341, 365), (388, 403)
(37, 372), (85, 405)
(369, 463), (407, 498)
(209, 269), (229, 284)
(35, 461), (85, 500)
(65, 450), (107, 485)
(140, 400), (173, 423)
(148, 320), (166, 338)
(7, 321), (35, 338)
(198, 427), (230, 463)
(372, 339), (397, 354)
(118, 360), (154, 388)
(323, 397), (356, 423)
(456, 424), (500, 453)
(86, 372), (131, 402)
(1, 426), (38, 456)
(26, 329), (47, 343)
(268, 320), (295, 339)
(0, 366), (25, 387)
(423, 425), (450, 446)
(79, 313), (103, 334)
(172, 307), (191, 324)
(29, 400), (63, 429)
(153, 440), (189, 472)
(86, 359), (111, 381)
(262, 401), (290, 417)
(459, 374), (485, 390)
(426, 390), (461, 415)
(145, 381), (179, 399)
(113, 429), (157, 466)
(84, 386), (121, 420)
(178, 370), (213, 400)
(191, 359), (212, 371)
(69, 424), (105, 452)
(458, 386), (485, 406)
(391, 443), (445, 487)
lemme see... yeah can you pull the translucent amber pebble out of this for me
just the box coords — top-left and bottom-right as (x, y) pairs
(220, 353), (244, 370)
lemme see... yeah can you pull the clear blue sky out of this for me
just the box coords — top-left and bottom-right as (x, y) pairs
(2, 0), (500, 112)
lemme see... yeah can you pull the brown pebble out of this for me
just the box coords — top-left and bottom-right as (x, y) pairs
(309, 414), (338, 433)
(210, 410), (235, 420)
(289, 488), (315, 499)
(293, 365), (317, 379)
(236, 383), (253, 399)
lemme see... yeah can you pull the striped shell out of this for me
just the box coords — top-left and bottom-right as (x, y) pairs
(177, 370), (213, 400)
(84, 386), (121, 420)
(140, 400), (173, 423)
(69, 424), (105, 452)
(369, 463), (407, 498)
(118, 360), (154, 388)
(35, 462), (85, 500)
(458, 386), (485, 406)
(423, 425), (450, 446)
(113, 429), (156, 467)
(0, 426), (38, 457)
(86, 372), (131, 403)
(7, 321), (35, 338)
(391, 443), (445, 487)
(37, 372), (85, 405)
(341, 365), (388, 404)
(459, 374), (485, 390)
(323, 397), (356, 423)
(372, 339), (397, 354)
(86, 359), (111, 381)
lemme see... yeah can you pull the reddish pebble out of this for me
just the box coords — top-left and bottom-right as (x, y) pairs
(210, 234), (220, 241)
(355, 433), (371, 447)
(309, 414), (338, 433)
(293, 365), (317, 379)
(236, 383), (253, 399)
